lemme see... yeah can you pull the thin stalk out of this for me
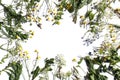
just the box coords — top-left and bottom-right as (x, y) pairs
(24, 59), (31, 80)
(22, 72), (26, 80)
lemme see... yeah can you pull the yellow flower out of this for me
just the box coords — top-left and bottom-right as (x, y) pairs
(66, 3), (72, 10)
(66, 71), (71, 77)
(82, 21), (87, 25)
(60, 5), (63, 9)
(114, 8), (120, 13)
(57, 21), (60, 25)
(109, 29), (114, 33)
(18, 46), (23, 51)
(48, 9), (52, 13)
(27, 55), (30, 59)
(31, 31), (34, 36)
(29, 30), (34, 38)
(111, 37), (116, 42)
(107, 0), (110, 2)
(36, 56), (41, 60)
(32, 17), (36, 22)
(106, 42), (111, 47)
(19, 52), (23, 57)
(72, 58), (77, 62)
(55, 21), (60, 25)
(35, 3), (39, 7)
(24, 50), (29, 55)
(108, 24), (113, 29)
(38, 18), (42, 23)
(29, 30), (32, 32)
(34, 49), (39, 53)
(53, 9), (57, 14)
(27, 15), (31, 20)
(51, 19), (54, 22)
(16, 35), (20, 39)
(29, 35), (33, 38)
(32, 8), (36, 12)
(80, 15), (84, 19)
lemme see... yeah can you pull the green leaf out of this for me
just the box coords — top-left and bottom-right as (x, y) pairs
(90, 74), (95, 80)
(84, 56), (94, 71)
(0, 22), (3, 29)
(5, 61), (22, 80)
(85, 10), (94, 20)
(87, 0), (92, 4)
(96, 13), (102, 21)
(77, 58), (83, 64)
(89, 12), (94, 21)
(97, 2), (107, 13)
(31, 66), (40, 80)
(89, 22), (99, 25)
(0, 54), (9, 64)
(24, 0), (29, 2)
(77, 0), (87, 9)
(35, 0), (40, 2)
(85, 10), (92, 18)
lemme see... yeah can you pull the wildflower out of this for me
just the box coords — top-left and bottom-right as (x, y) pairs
(106, 42), (111, 47)
(109, 29), (114, 33)
(31, 31), (34, 36)
(53, 9), (57, 14)
(19, 52), (23, 57)
(111, 37), (116, 42)
(32, 17), (36, 22)
(66, 3), (71, 9)
(60, 5), (63, 9)
(27, 15), (31, 20)
(16, 35), (20, 39)
(48, 9), (52, 13)
(37, 17), (42, 23)
(26, 55), (30, 59)
(107, 0), (110, 2)
(108, 24), (112, 27)
(34, 49), (39, 53)
(114, 8), (120, 14)
(23, 50), (29, 55)
(29, 30), (34, 38)
(32, 8), (36, 12)
(66, 71), (71, 77)
(72, 58), (77, 62)
(29, 30), (32, 32)
(18, 45), (23, 51)
(53, 21), (60, 25)
(108, 25), (114, 33)
(57, 21), (60, 25)
(80, 15), (84, 19)
(29, 35), (33, 38)
(81, 20), (87, 25)
(46, 17), (51, 21)
(36, 56), (41, 60)
(51, 19), (54, 22)
(35, 3), (39, 7)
